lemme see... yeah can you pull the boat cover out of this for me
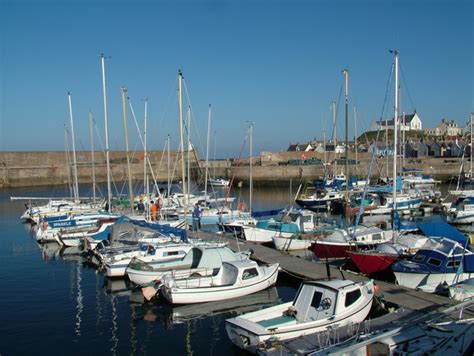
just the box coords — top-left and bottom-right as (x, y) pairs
(418, 223), (467, 247)
(251, 209), (283, 218)
(464, 254), (474, 273)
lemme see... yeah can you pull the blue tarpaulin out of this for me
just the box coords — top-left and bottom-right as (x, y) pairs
(464, 255), (474, 273)
(418, 222), (468, 247)
(251, 209), (283, 218)
(119, 216), (188, 241)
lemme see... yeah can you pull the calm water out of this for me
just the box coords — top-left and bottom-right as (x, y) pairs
(0, 184), (299, 356)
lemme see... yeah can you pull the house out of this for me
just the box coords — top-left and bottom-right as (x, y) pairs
(287, 143), (313, 152)
(371, 112), (422, 132)
(425, 118), (462, 138)
(449, 141), (464, 157)
(427, 142), (441, 157)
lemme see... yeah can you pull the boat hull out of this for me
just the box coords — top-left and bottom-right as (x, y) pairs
(393, 269), (473, 293)
(347, 250), (398, 275)
(162, 265), (279, 304)
(225, 297), (373, 352)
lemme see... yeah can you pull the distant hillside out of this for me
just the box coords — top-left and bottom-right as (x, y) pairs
(358, 130), (426, 144)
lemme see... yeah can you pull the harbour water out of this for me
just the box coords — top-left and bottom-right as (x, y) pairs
(0, 184), (300, 355)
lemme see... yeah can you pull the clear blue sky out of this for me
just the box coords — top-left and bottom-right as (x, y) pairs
(1, 0), (472, 158)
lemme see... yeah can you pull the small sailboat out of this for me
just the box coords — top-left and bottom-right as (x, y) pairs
(225, 279), (374, 352)
(160, 260), (279, 304)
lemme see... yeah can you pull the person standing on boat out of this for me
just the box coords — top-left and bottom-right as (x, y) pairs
(192, 204), (201, 231)
(150, 200), (157, 221)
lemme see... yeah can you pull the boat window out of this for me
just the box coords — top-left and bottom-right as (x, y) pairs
(345, 289), (362, 307)
(165, 251), (181, 256)
(427, 257), (442, 267)
(453, 246), (464, 256)
(413, 254), (425, 262)
(372, 233), (382, 241)
(446, 260), (461, 268)
(190, 248), (203, 268)
(311, 291), (323, 308)
(242, 268), (259, 280)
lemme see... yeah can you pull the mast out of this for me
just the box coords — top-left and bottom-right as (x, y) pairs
(178, 70), (188, 221)
(64, 124), (73, 199)
(120, 87), (134, 214)
(392, 50), (399, 213)
(67, 92), (79, 202)
(204, 104), (211, 200)
(100, 54), (112, 212)
(143, 99), (148, 197)
(167, 135), (171, 198)
(332, 101), (337, 177)
(89, 111), (96, 204)
(186, 106), (191, 198)
(343, 69), (349, 199)
(470, 113), (473, 180)
(353, 106), (358, 178)
(249, 121), (254, 215)
(402, 111), (406, 169)
(323, 129), (327, 177)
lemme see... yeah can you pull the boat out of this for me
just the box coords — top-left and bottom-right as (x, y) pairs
(447, 196), (474, 224)
(225, 279), (374, 352)
(125, 246), (251, 285)
(103, 242), (193, 278)
(241, 209), (318, 243)
(449, 278), (474, 301)
(295, 187), (343, 213)
(160, 259), (279, 304)
(309, 225), (393, 259)
(207, 177), (230, 188)
(307, 300), (474, 356)
(57, 221), (115, 247)
(272, 233), (317, 251)
(392, 236), (474, 293)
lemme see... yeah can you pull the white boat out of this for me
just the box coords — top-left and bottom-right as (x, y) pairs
(241, 210), (318, 243)
(161, 260), (279, 304)
(104, 242), (192, 278)
(207, 177), (230, 188)
(57, 221), (115, 247)
(447, 196), (474, 224)
(225, 279), (374, 352)
(449, 278), (474, 301)
(126, 246), (251, 285)
(272, 234), (315, 251)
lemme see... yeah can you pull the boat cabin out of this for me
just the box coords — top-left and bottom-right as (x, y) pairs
(291, 280), (369, 323)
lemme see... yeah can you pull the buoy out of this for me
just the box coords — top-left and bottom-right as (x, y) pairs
(374, 284), (380, 295)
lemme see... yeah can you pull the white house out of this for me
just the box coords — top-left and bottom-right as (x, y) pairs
(371, 112), (422, 132)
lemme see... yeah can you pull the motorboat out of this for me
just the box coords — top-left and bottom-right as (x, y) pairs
(225, 279), (374, 352)
(392, 237), (474, 293)
(309, 225), (393, 259)
(161, 260), (279, 304)
(126, 246), (251, 286)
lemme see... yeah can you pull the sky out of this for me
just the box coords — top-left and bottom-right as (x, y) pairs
(0, 0), (472, 158)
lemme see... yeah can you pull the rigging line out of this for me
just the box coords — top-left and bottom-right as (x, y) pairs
(182, 79), (206, 159)
(399, 62), (416, 112)
(353, 59), (396, 229)
(329, 80), (344, 145)
(221, 127), (251, 210)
